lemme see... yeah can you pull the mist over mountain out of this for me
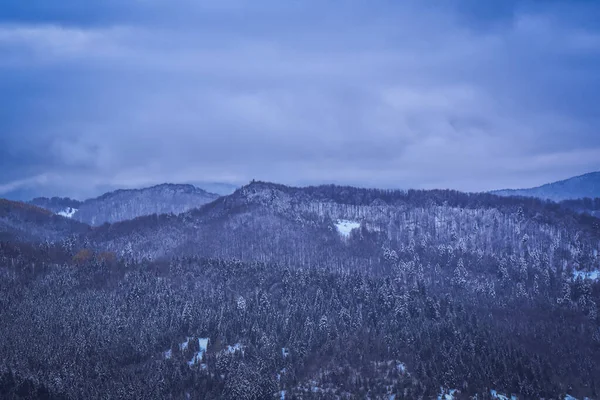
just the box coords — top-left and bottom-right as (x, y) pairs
(30, 183), (220, 226)
(492, 172), (600, 202)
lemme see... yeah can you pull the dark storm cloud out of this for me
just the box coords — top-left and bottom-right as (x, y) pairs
(1, 0), (600, 199)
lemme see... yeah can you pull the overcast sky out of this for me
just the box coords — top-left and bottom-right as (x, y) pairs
(1, 0), (600, 200)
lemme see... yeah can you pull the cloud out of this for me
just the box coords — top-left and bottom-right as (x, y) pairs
(0, 174), (51, 195)
(1, 0), (600, 199)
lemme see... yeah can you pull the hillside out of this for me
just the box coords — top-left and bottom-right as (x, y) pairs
(0, 198), (89, 243)
(30, 183), (220, 226)
(29, 197), (82, 214)
(2, 181), (600, 399)
(492, 171), (600, 201)
(90, 181), (600, 271)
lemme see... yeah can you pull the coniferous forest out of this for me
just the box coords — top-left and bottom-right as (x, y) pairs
(1, 182), (599, 399)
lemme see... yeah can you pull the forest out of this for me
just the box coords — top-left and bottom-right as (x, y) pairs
(1, 182), (599, 399)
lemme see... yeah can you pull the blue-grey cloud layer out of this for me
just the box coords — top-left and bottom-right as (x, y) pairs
(1, 0), (600, 199)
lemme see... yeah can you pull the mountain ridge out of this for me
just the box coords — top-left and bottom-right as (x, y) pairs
(0, 198), (89, 242)
(2, 179), (600, 399)
(30, 183), (220, 226)
(492, 171), (600, 201)
(87, 179), (600, 265)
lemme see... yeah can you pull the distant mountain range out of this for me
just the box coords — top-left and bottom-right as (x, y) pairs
(17, 171), (600, 230)
(10, 179), (599, 263)
(29, 183), (220, 226)
(492, 171), (600, 202)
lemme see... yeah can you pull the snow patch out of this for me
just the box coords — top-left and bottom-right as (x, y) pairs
(280, 390), (286, 400)
(490, 390), (517, 400)
(187, 338), (209, 367)
(225, 343), (244, 354)
(396, 362), (406, 374)
(335, 220), (360, 238)
(438, 388), (458, 400)
(179, 337), (192, 351)
(277, 367), (287, 381)
(163, 349), (172, 359)
(188, 354), (202, 366)
(573, 270), (600, 281)
(282, 347), (290, 358)
(198, 338), (209, 353)
(57, 207), (78, 218)
(490, 390), (508, 400)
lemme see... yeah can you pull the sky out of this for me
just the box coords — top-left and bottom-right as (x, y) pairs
(1, 0), (600, 200)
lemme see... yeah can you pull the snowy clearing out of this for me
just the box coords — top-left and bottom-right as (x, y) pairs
(335, 220), (360, 237)
(57, 207), (78, 218)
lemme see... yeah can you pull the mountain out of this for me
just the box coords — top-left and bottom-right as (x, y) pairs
(2, 180), (600, 399)
(30, 183), (220, 226)
(0, 198), (88, 242)
(90, 180), (600, 267)
(492, 171), (600, 201)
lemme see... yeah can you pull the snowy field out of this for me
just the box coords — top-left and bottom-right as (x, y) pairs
(334, 220), (360, 237)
